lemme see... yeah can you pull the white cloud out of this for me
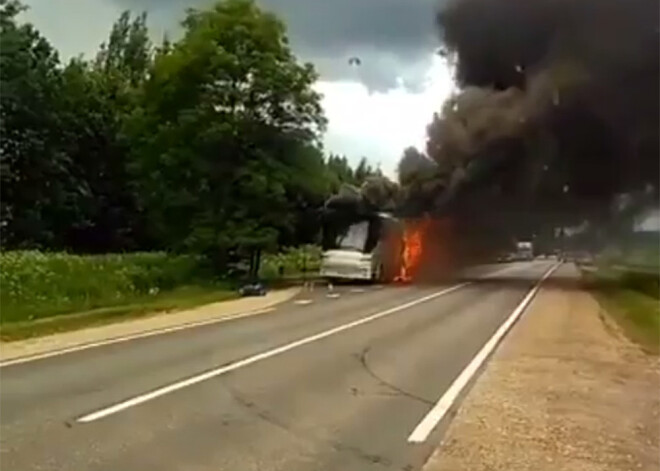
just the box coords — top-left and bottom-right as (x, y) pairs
(316, 55), (455, 179)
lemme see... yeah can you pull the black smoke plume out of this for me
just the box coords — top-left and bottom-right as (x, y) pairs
(402, 0), (659, 226)
(324, 176), (399, 216)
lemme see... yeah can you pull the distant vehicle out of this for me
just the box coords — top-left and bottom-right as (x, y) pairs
(320, 212), (403, 282)
(516, 241), (534, 260)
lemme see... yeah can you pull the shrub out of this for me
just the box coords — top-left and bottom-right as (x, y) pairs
(260, 245), (321, 280)
(0, 251), (206, 323)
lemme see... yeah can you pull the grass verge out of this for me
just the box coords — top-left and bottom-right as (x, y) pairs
(0, 248), (320, 341)
(582, 267), (659, 354)
(0, 285), (237, 342)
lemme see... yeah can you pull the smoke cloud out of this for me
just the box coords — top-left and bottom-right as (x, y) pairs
(402, 0), (659, 222)
(324, 175), (399, 216)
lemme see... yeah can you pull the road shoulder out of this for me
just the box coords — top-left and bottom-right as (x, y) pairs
(423, 264), (660, 471)
(0, 287), (299, 364)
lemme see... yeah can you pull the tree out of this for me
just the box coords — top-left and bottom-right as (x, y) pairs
(1, 0), (367, 259)
(95, 11), (151, 87)
(0, 0), (71, 248)
(67, 11), (153, 251)
(326, 154), (355, 190)
(0, 4), (156, 251)
(54, 56), (148, 252)
(49, 10), (153, 252)
(354, 157), (375, 185)
(128, 0), (326, 264)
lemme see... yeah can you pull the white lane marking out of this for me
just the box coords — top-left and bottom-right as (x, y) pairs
(350, 288), (366, 293)
(0, 307), (276, 369)
(77, 283), (471, 423)
(326, 293), (341, 299)
(0, 263), (536, 369)
(293, 299), (313, 305)
(407, 262), (561, 443)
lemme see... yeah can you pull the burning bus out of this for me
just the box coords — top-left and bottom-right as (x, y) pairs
(319, 182), (456, 283)
(320, 210), (404, 283)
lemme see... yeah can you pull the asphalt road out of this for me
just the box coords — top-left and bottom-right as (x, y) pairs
(1, 260), (556, 471)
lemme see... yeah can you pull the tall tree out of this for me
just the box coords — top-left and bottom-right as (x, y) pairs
(95, 11), (151, 86)
(54, 11), (154, 251)
(128, 0), (326, 263)
(0, 4), (156, 251)
(354, 156), (375, 185)
(0, 0), (71, 248)
(326, 154), (355, 190)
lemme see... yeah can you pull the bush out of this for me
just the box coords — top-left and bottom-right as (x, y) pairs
(259, 245), (322, 280)
(0, 251), (208, 323)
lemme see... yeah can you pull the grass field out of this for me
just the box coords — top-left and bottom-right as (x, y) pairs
(0, 285), (237, 341)
(0, 247), (320, 340)
(583, 267), (659, 354)
(0, 251), (219, 324)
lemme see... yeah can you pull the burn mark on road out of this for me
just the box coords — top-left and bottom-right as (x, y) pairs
(225, 383), (396, 468)
(225, 384), (297, 436)
(358, 347), (434, 406)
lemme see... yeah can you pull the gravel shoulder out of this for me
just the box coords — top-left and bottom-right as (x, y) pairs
(0, 287), (299, 363)
(423, 263), (660, 471)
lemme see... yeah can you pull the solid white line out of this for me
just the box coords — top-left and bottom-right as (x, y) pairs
(77, 282), (471, 423)
(406, 262), (561, 443)
(0, 307), (276, 368)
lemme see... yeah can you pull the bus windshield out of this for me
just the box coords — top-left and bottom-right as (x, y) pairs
(335, 221), (369, 251)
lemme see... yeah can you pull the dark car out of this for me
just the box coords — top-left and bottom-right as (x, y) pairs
(238, 282), (267, 297)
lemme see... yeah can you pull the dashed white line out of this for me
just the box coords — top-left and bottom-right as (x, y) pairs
(293, 299), (313, 305)
(350, 288), (366, 293)
(326, 293), (341, 299)
(406, 262), (561, 443)
(76, 282), (470, 423)
(1, 262), (536, 370)
(0, 307), (276, 368)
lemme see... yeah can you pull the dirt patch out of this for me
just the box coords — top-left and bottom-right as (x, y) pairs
(424, 264), (660, 471)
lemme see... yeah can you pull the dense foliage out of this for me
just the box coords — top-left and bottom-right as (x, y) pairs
(0, 250), (207, 322)
(0, 0), (378, 261)
(259, 245), (322, 280)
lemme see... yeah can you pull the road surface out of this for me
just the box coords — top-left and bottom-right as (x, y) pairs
(1, 260), (556, 471)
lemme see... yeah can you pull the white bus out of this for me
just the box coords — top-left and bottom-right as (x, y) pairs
(320, 212), (403, 282)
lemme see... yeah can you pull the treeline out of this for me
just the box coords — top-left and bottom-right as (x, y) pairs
(0, 0), (379, 263)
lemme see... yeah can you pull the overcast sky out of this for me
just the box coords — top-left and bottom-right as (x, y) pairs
(22, 0), (455, 178)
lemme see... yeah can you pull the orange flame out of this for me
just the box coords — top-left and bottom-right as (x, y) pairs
(395, 219), (430, 283)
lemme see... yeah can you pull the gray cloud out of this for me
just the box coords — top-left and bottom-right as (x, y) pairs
(112, 0), (442, 91)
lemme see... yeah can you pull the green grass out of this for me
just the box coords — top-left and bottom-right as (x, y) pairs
(0, 250), (212, 324)
(583, 267), (660, 354)
(0, 247), (321, 341)
(259, 245), (321, 281)
(0, 285), (236, 341)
